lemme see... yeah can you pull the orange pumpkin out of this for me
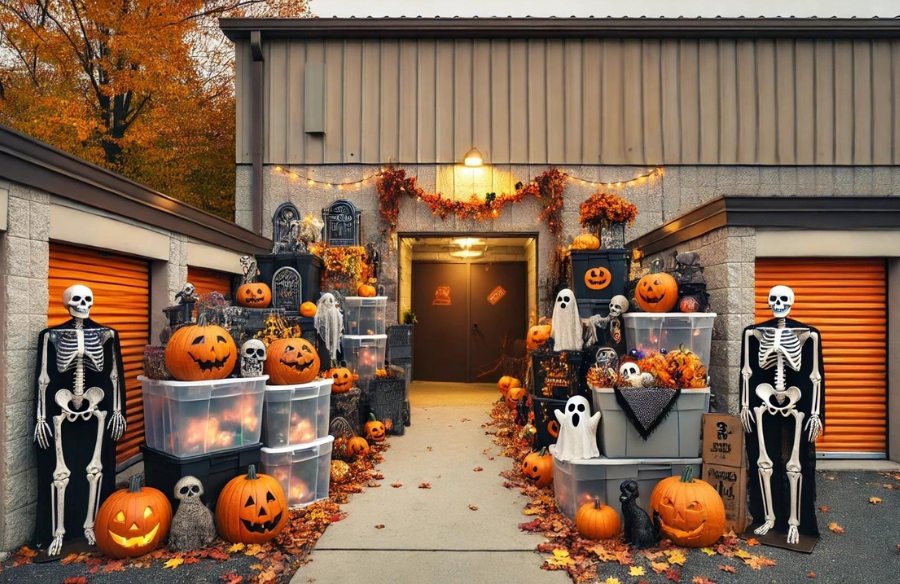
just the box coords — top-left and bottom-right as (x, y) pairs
(364, 413), (386, 442)
(635, 272), (679, 313)
(584, 266), (612, 291)
(216, 465), (288, 544)
(547, 420), (560, 438)
(521, 447), (554, 488)
(236, 283), (272, 308)
(505, 385), (526, 409)
(679, 295), (700, 313)
(571, 233), (601, 250)
(300, 301), (318, 317)
(575, 498), (621, 540)
(357, 283), (377, 297)
(265, 338), (320, 385)
(327, 365), (354, 393)
(497, 375), (521, 395)
(526, 324), (552, 352)
(95, 475), (172, 558)
(165, 323), (237, 381)
(650, 467), (726, 548)
(347, 436), (370, 458)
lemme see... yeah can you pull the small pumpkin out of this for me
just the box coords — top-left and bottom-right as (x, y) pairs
(216, 465), (288, 544)
(679, 295), (701, 313)
(364, 413), (386, 442)
(650, 466), (726, 548)
(521, 447), (554, 488)
(571, 233), (601, 250)
(265, 338), (320, 385)
(300, 301), (318, 317)
(575, 498), (621, 540)
(236, 283), (272, 308)
(505, 385), (526, 409)
(584, 266), (612, 291)
(497, 375), (521, 395)
(95, 475), (172, 558)
(327, 365), (354, 393)
(635, 272), (679, 313)
(165, 323), (237, 381)
(347, 436), (370, 458)
(357, 283), (377, 297)
(526, 324), (552, 352)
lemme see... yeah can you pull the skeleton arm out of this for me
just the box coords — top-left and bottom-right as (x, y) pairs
(805, 331), (823, 442)
(34, 333), (53, 449)
(740, 328), (755, 433)
(107, 331), (126, 441)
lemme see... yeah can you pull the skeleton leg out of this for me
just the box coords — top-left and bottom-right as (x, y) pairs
(48, 414), (71, 555)
(786, 409), (806, 544)
(753, 405), (777, 536)
(83, 409), (107, 544)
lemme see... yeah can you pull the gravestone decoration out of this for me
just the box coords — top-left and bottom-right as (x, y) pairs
(322, 199), (361, 247)
(272, 266), (302, 315)
(272, 202), (301, 253)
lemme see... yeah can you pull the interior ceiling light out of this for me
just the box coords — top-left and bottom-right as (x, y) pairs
(449, 248), (485, 259)
(463, 147), (483, 167)
(452, 237), (484, 247)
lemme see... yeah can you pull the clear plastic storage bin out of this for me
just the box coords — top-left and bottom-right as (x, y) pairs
(343, 296), (387, 336)
(263, 379), (333, 447)
(342, 334), (387, 389)
(260, 435), (334, 508)
(623, 313), (716, 367)
(140, 375), (267, 457)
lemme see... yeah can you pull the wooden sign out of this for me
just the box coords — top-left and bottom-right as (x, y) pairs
(432, 286), (451, 306)
(487, 286), (506, 305)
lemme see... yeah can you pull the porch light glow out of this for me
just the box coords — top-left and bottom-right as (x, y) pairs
(463, 147), (484, 167)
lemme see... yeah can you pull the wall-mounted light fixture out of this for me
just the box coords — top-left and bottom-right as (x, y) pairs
(449, 237), (486, 259)
(463, 147), (484, 167)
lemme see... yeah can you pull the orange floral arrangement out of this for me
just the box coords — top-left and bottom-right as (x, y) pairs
(310, 243), (369, 291)
(579, 192), (638, 230)
(665, 346), (708, 389)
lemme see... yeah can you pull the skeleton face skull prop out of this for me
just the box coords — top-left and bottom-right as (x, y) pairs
(768, 285), (794, 319)
(595, 347), (619, 369)
(174, 476), (204, 502)
(63, 284), (94, 319)
(553, 395), (601, 461)
(609, 295), (630, 318)
(619, 362), (640, 381)
(240, 339), (267, 378)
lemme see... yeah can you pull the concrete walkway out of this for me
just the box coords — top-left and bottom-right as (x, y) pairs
(293, 382), (569, 584)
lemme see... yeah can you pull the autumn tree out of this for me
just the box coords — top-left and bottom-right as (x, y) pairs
(0, 1), (309, 219)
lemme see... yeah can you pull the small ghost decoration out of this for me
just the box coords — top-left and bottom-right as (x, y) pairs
(241, 339), (267, 378)
(619, 362), (642, 388)
(314, 293), (344, 361)
(553, 396), (601, 461)
(551, 288), (584, 352)
(168, 476), (216, 552)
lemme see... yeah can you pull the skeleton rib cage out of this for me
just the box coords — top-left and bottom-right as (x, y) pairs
(52, 329), (106, 374)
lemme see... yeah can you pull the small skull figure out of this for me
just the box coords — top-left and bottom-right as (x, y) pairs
(63, 284), (93, 319)
(608, 295), (630, 319)
(169, 476), (216, 552)
(175, 282), (197, 305)
(768, 285), (794, 319)
(241, 339), (267, 378)
(619, 362), (642, 387)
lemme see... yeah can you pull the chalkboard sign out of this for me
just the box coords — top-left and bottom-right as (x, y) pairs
(322, 199), (361, 247)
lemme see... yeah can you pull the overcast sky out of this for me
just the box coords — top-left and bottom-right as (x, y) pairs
(309, 1), (898, 18)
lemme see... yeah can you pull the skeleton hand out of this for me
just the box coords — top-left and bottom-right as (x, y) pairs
(34, 416), (53, 449)
(805, 414), (822, 443)
(740, 407), (754, 433)
(108, 409), (127, 441)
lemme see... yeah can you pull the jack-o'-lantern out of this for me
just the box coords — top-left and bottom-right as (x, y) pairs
(265, 338), (320, 385)
(347, 436), (370, 457)
(521, 447), (553, 488)
(547, 420), (560, 438)
(357, 283), (377, 297)
(526, 324), (552, 351)
(505, 385), (526, 409)
(575, 498), (621, 540)
(216, 465), (288, 544)
(95, 475), (172, 558)
(300, 301), (318, 317)
(236, 283), (272, 308)
(584, 266), (612, 291)
(165, 323), (237, 381)
(327, 365), (354, 393)
(497, 376), (521, 395)
(650, 466), (725, 548)
(635, 272), (679, 313)
(364, 413), (386, 442)
(571, 233), (601, 250)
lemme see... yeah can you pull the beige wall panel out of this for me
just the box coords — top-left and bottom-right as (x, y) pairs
(794, 41), (816, 164)
(454, 40), (473, 163)
(660, 40), (681, 162)
(490, 40), (511, 164)
(287, 40), (307, 164)
(679, 40), (700, 163)
(698, 40), (719, 164)
(508, 40), (529, 163)
(623, 40), (644, 164)
(582, 39), (602, 163)
(814, 41), (835, 164)
(528, 40), (548, 163)
(361, 40), (382, 162)
(324, 41), (345, 162)
(399, 40), (419, 162)
(343, 41), (363, 163)
(641, 41), (663, 164)
(435, 41), (455, 163)
(756, 40), (777, 165)
(235, 41), (250, 163)
(546, 40), (565, 163)
(718, 40), (738, 164)
(305, 41), (325, 164)
(735, 40), (757, 163)
(268, 42), (289, 164)
(472, 40), (492, 163)
(564, 40), (584, 163)
(775, 39), (796, 164)
(417, 41), (437, 163)
(853, 41), (873, 164)
(380, 41), (401, 162)
(894, 42), (900, 164)
(871, 41), (893, 165)
(833, 41), (854, 165)
(602, 41), (625, 163)
(262, 42), (272, 161)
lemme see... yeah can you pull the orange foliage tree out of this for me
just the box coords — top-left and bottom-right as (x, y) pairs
(0, 1), (309, 219)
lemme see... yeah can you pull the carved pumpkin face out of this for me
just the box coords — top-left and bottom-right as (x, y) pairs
(521, 448), (553, 488)
(364, 414), (386, 442)
(300, 301), (317, 317)
(347, 436), (370, 457)
(95, 476), (172, 558)
(650, 467), (725, 548)
(526, 324), (552, 351)
(505, 385), (526, 409)
(497, 375), (521, 395)
(237, 283), (272, 308)
(328, 366), (354, 393)
(584, 266), (612, 291)
(216, 465), (288, 544)
(165, 324), (237, 381)
(265, 338), (320, 385)
(635, 272), (679, 313)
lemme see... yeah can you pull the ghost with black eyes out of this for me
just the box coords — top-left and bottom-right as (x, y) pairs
(553, 395), (601, 461)
(551, 288), (584, 352)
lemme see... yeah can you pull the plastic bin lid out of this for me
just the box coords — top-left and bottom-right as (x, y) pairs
(265, 378), (334, 392)
(623, 312), (717, 319)
(342, 296), (388, 302)
(261, 434), (335, 454)
(548, 447), (702, 466)
(591, 387), (710, 394)
(137, 375), (268, 387)
(342, 334), (388, 340)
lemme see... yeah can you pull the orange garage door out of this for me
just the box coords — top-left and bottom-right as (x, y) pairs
(187, 266), (234, 297)
(755, 258), (887, 457)
(49, 243), (150, 467)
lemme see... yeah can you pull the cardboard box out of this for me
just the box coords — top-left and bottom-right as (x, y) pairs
(703, 462), (751, 534)
(702, 413), (745, 468)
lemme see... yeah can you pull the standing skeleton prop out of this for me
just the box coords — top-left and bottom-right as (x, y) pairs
(740, 285), (824, 546)
(314, 293), (343, 363)
(34, 285), (126, 555)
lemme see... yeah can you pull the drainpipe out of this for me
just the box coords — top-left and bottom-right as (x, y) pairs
(250, 30), (264, 235)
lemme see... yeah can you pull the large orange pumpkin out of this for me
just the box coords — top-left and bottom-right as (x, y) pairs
(357, 283), (376, 297)
(327, 366), (354, 393)
(95, 475), (172, 558)
(216, 465), (288, 544)
(299, 301), (317, 317)
(364, 413), (386, 442)
(526, 324), (552, 351)
(575, 498), (621, 540)
(165, 323), (237, 381)
(635, 272), (679, 313)
(650, 467), (726, 548)
(265, 338), (320, 385)
(505, 385), (526, 409)
(521, 447), (554, 488)
(584, 266), (612, 291)
(497, 376), (521, 395)
(236, 283), (272, 308)
(571, 233), (601, 250)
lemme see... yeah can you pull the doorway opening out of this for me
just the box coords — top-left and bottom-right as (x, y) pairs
(398, 234), (538, 384)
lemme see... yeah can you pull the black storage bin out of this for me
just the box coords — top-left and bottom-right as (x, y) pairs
(368, 376), (407, 436)
(387, 325), (413, 360)
(533, 397), (566, 449)
(530, 349), (588, 400)
(570, 249), (631, 300)
(577, 298), (610, 319)
(254, 252), (323, 315)
(141, 442), (262, 511)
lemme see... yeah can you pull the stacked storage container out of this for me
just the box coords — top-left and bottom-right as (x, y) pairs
(342, 296), (388, 391)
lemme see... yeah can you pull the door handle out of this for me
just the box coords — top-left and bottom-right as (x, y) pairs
(473, 322), (478, 329)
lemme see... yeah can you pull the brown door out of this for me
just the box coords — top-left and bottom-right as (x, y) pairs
(413, 262), (469, 382)
(469, 262), (527, 382)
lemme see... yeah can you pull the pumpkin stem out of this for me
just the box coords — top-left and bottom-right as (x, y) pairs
(369, 413), (377, 422)
(247, 464), (258, 480)
(538, 446), (548, 457)
(594, 497), (602, 510)
(680, 466), (695, 483)
(128, 474), (143, 493)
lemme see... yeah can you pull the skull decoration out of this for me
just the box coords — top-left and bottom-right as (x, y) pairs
(608, 295), (630, 318)
(174, 476), (204, 502)
(241, 339), (267, 378)
(619, 362), (641, 385)
(768, 285), (794, 319)
(63, 284), (94, 319)
(595, 347), (619, 370)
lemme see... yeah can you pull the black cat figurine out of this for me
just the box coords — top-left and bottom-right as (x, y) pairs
(620, 480), (660, 549)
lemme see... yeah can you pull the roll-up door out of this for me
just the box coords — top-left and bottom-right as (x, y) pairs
(48, 243), (150, 467)
(187, 266), (234, 297)
(755, 258), (886, 457)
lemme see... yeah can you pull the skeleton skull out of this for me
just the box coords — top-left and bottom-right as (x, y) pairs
(619, 362), (640, 381)
(240, 339), (267, 378)
(595, 347), (619, 370)
(609, 295), (630, 318)
(63, 284), (93, 319)
(182, 283), (195, 298)
(174, 476), (203, 502)
(768, 285), (794, 319)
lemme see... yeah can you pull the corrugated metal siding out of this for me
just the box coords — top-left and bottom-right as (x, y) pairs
(755, 258), (887, 455)
(238, 38), (900, 166)
(187, 266), (233, 297)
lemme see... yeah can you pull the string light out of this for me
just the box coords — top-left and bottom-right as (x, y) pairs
(563, 167), (663, 188)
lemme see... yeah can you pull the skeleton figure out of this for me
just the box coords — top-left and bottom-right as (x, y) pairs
(174, 283), (196, 305)
(314, 293), (343, 362)
(619, 362), (643, 388)
(168, 476), (216, 552)
(585, 295), (629, 346)
(740, 285), (823, 545)
(553, 395), (601, 461)
(241, 339), (267, 378)
(34, 285), (126, 555)
(240, 255), (260, 286)
(551, 289), (583, 352)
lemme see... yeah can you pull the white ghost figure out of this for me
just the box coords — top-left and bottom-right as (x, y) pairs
(553, 395), (601, 461)
(551, 288), (583, 352)
(315, 292), (343, 361)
